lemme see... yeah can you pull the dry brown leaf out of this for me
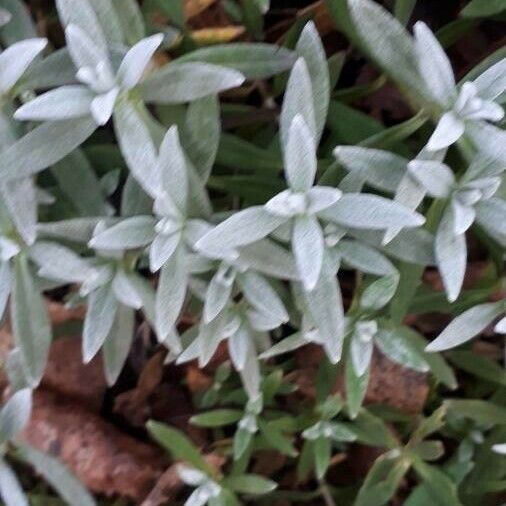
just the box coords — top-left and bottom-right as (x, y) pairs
(42, 336), (106, 412)
(191, 26), (245, 44)
(184, 0), (218, 20)
(21, 390), (166, 501)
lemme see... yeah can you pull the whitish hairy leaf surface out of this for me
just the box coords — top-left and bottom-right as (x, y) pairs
(334, 146), (406, 192)
(11, 255), (51, 385)
(0, 37), (47, 92)
(56, 0), (107, 53)
(113, 100), (160, 198)
(196, 207), (285, 257)
(426, 302), (505, 351)
(0, 117), (97, 181)
(292, 214), (324, 291)
(434, 208), (466, 302)
(117, 33), (164, 89)
(296, 21), (329, 142)
(413, 22), (456, 107)
(0, 460), (28, 506)
(407, 160), (455, 198)
(280, 58), (316, 151)
(156, 245), (187, 345)
(83, 284), (118, 363)
(347, 0), (426, 98)
(89, 216), (156, 250)
(177, 43), (296, 79)
(15, 86), (94, 121)
(284, 115), (317, 192)
(320, 194), (425, 229)
(138, 62), (244, 104)
(0, 388), (31, 442)
(103, 304), (135, 385)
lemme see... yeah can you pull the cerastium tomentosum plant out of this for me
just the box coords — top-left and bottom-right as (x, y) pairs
(1, 0), (504, 396)
(0, 0), (505, 501)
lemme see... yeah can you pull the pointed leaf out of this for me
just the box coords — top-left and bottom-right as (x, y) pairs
(320, 194), (425, 229)
(426, 301), (505, 352)
(138, 62), (244, 104)
(293, 214), (324, 291)
(296, 21), (329, 141)
(434, 207), (466, 302)
(11, 254), (51, 385)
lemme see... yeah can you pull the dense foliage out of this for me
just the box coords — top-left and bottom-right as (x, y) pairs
(0, 0), (504, 504)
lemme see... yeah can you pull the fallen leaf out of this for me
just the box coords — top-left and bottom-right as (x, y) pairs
(21, 390), (167, 501)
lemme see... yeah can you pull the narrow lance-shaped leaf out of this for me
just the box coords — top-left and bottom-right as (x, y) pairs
(138, 62), (244, 104)
(183, 95), (220, 181)
(320, 193), (425, 230)
(0, 117), (97, 181)
(347, 0), (428, 99)
(426, 301), (505, 352)
(280, 57), (316, 151)
(0, 37), (47, 93)
(434, 207), (466, 303)
(195, 206), (285, 257)
(83, 283), (118, 363)
(11, 254), (51, 385)
(176, 43), (296, 79)
(334, 146), (406, 192)
(155, 245), (187, 346)
(413, 22), (456, 107)
(0, 388), (32, 443)
(296, 21), (329, 142)
(0, 459), (28, 506)
(103, 303), (135, 385)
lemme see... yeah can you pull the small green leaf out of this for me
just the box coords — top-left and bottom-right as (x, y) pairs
(444, 399), (506, 425)
(314, 436), (331, 479)
(190, 410), (243, 428)
(223, 474), (277, 495)
(411, 458), (462, 506)
(461, 0), (506, 18)
(147, 421), (215, 476)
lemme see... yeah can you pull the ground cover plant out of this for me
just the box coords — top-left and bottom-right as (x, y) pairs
(0, 0), (505, 504)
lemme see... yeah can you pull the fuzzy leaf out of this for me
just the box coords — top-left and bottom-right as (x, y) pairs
(296, 21), (329, 142)
(155, 245), (187, 342)
(426, 301), (505, 352)
(280, 57), (316, 151)
(284, 115), (317, 192)
(0, 37), (46, 92)
(14, 85), (93, 121)
(138, 62), (244, 104)
(321, 193), (425, 229)
(103, 303), (134, 385)
(334, 146), (406, 192)
(117, 33), (164, 89)
(413, 22), (456, 106)
(0, 460), (28, 506)
(0, 388), (31, 443)
(11, 254), (51, 385)
(83, 283), (118, 363)
(293, 214), (324, 291)
(89, 216), (156, 250)
(196, 207), (285, 257)
(434, 207), (466, 302)
(177, 43), (295, 79)
(0, 117), (97, 181)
